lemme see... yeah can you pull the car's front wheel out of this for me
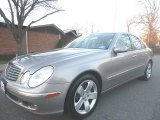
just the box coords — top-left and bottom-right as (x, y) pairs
(65, 74), (100, 119)
(142, 61), (152, 81)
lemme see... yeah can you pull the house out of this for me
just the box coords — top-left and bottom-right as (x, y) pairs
(64, 29), (79, 42)
(0, 22), (80, 59)
(0, 22), (65, 57)
(58, 29), (80, 47)
(27, 24), (65, 53)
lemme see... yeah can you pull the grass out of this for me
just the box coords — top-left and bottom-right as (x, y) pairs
(0, 60), (8, 65)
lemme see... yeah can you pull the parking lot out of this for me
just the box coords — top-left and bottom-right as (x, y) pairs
(0, 55), (160, 120)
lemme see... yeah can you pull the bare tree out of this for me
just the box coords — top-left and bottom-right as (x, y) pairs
(126, 18), (136, 33)
(70, 24), (99, 35)
(70, 25), (88, 35)
(71, 25), (83, 34)
(0, 0), (63, 55)
(136, 0), (160, 47)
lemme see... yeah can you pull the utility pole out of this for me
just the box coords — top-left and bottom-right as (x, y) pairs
(113, 0), (118, 32)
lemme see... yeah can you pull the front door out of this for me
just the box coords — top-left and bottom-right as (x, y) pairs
(110, 34), (137, 87)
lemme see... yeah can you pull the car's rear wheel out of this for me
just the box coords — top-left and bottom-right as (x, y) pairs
(65, 74), (100, 119)
(142, 61), (152, 81)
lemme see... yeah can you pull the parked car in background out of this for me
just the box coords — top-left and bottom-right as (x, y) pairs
(1, 33), (153, 119)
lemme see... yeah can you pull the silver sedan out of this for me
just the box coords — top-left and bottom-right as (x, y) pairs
(0, 33), (153, 119)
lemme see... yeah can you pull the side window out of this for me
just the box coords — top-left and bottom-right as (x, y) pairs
(116, 34), (132, 49)
(129, 35), (142, 50)
(140, 41), (146, 49)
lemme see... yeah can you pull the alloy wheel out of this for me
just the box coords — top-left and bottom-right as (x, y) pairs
(74, 80), (98, 115)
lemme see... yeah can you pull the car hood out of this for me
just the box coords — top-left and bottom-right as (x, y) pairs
(11, 48), (104, 69)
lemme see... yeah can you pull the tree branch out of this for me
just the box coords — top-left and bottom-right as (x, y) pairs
(26, 10), (63, 30)
(23, 0), (39, 20)
(8, 0), (15, 29)
(0, 8), (11, 28)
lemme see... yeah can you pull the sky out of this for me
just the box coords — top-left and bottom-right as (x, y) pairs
(0, 0), (140, 35)
(56, 0), (139, 33)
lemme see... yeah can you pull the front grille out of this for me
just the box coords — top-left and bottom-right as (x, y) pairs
(6, 64), (22, 81)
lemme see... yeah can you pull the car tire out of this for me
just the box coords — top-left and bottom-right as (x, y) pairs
(65, 74), (100, 119)
(142, 61), (152, 81)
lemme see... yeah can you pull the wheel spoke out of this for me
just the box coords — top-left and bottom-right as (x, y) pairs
(86, 81), (93, 93)
(77, 85), (85, 96)
(147, 70), (151, 74)
(75, 98), (84, 111)
(84, 100), (90, 113)
(88, 92), (97, 100)
(146, 64), (152, 78)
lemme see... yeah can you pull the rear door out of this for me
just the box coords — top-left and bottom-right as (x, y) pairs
(129, 35), (148, 76)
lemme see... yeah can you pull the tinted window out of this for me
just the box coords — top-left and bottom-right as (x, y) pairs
(129, 35), (142, 49)
(65, 33), (115, 49)
(116, 34), (132, 49)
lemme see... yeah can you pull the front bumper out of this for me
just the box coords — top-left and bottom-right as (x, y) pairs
(1, 79), (70, 115)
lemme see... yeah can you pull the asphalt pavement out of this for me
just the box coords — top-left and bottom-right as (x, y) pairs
(0, 55), (160, 120)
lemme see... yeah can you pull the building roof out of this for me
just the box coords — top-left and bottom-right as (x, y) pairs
(30, 24), (65, 35)
(63, 29), (79, 38)
(0, 21), (65, 35)
(0, 21), (81, 38)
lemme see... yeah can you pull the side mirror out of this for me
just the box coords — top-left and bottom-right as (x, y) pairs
(113, 47), (129, 54)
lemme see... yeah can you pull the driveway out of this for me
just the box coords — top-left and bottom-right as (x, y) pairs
(0, 55), (160, 120)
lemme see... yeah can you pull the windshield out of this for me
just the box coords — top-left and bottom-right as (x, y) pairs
(65, 33), (115, 49)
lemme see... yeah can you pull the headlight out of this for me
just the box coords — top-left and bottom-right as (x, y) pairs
(28, 66), (54, 88)
(21, 72), (30, 84)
